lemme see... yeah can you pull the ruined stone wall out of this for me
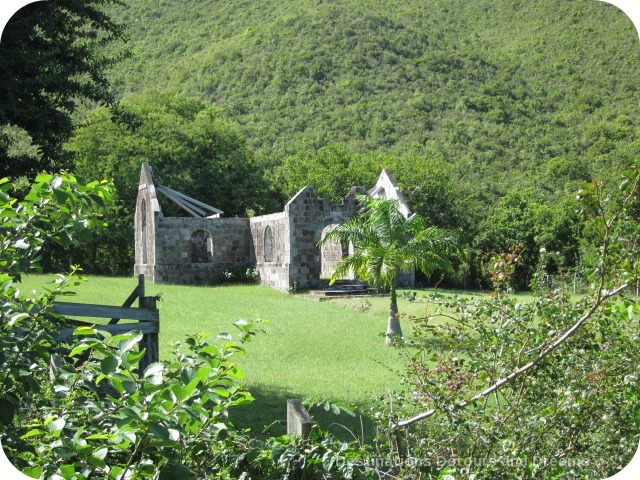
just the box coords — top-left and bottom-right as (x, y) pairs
(249, 212), (290, 291)
(151, 217), (253, 285)
(284, 187), (363, 290)
(133, 163), (415, 290)
(134, 164), (161, 282)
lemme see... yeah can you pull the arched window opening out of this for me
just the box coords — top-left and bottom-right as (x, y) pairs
(191, 229), (213, 263)
(320, 224), (347, 279)
(141, 200), (148, 264)
(264, 226), (274, 262)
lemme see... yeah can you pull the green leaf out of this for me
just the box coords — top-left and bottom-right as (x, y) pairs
(93, 447), (108, 460)
(59, 464), (75, 479)
(195, 366), (211, 383)
(69, 340), (100, 357)
(149, 411), (172, 422)
(170, 384), (191, 403)
(185, 377), (200, 396)
(109, 466), (124, 479)
(53, 188), (70, 204)
(213, 387), (230, 398)
(46, 417), (66, 433)
(147, 422), (171, 441)
(225, 367), (245, 380)
(21, 466), (43, 479)
(88, 455), (107, 470)
(437, 466), (456, 479)
(144, 362), (165, 378)
(101, 355), (119, 375)
(72, 326), (98, 336)
(200, 345), (221, 357)
(20, 428), (46, 439)
(125, 349), (146, 367)
(122, 380), (138, 394)
(634, 403), (640, 427)
(117, 331), (143, 354)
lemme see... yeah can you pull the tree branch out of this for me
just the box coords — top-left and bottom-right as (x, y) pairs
(394, 283), (628, 429)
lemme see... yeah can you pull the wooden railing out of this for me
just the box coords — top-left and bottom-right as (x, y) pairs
(54, 275), (159, 372)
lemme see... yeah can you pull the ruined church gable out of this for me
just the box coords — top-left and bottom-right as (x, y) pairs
(134, 164), (413, 291)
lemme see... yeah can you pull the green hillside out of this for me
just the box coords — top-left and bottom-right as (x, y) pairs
(105, 0), (640, 191)
(28, 0), (637, 281)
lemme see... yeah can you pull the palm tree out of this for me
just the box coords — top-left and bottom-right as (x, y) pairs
(319, 195), (462, 345)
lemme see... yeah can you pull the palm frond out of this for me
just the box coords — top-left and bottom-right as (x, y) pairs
(320, 195), (461, 289)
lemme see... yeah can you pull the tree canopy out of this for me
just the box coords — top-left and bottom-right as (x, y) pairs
(102, 0), (640, 195)
(63, 91), (273, 274)
(0, 0), (126, 177)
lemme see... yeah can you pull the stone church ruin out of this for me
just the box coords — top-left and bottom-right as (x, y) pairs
(134, 163), (414, 291)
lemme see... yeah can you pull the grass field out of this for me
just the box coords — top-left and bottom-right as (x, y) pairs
(21, 274), (468, 439)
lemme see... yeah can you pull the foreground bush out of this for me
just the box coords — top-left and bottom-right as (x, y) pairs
(372, 165), (640, 479)
(2, 166), (640, 479)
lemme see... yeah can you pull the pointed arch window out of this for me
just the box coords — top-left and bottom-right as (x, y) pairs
(264, 226), (274, 262)
(141, 199), (148, 264)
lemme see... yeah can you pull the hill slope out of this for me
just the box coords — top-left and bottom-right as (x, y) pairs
(105, 0), (639, 195)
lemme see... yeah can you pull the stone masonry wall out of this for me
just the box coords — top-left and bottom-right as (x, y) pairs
(134, 164), (161, 282)
(152, 217), (253, 285)
(284, 186), (363, 290)
(133, 163), (415, 290)
(250, 211), (290, 291)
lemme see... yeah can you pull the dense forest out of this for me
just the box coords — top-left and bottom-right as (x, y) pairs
(2, 0), (640, 286)
(3, 4), (640, 479)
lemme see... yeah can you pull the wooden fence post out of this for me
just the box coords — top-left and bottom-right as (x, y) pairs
(53, 274), (160, 376)
(287, 399), (312, 438)
(138, 295), (158, 374)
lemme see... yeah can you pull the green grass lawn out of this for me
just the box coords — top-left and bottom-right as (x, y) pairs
(19, 274), (428, 439)
(19, 274), (515, 440)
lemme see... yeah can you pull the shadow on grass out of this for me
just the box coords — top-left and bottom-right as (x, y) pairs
(229, 384), (380, 445)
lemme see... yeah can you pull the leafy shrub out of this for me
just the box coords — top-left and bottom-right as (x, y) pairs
(372, 166), (640, 479)
(11, 322), (260, 479)
(287, 281), (309, 294)
(220, 266), (261, 285)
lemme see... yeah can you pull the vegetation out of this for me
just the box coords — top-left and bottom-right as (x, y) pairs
(375, 166), (640, 478)
(2, 0), (640, 477)
(319, 195), (461, 344)
(100, 0), (640, 191)
(3, 164), (639, 479)
(0, 0), (126, 177)
(101, 0), (639, 172)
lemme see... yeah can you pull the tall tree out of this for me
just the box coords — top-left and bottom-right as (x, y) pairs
(319, 195), (461, 345)
(0, 0), (126, 178)
(64, 90), (273, 275)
